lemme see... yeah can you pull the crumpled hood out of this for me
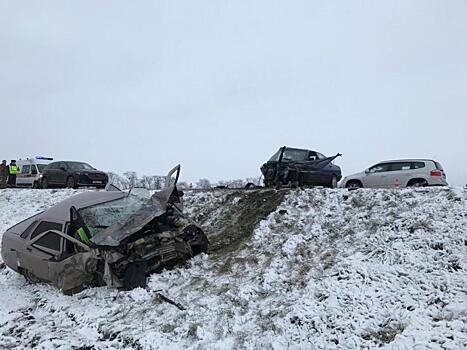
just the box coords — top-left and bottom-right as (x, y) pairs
(90, 185), (176, 247)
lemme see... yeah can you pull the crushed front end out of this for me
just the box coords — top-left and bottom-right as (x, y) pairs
(94, 215), (208, 290)
(77, 166), (209, 291)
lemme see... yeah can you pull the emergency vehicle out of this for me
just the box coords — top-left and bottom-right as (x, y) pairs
(16, 157), (53, 188)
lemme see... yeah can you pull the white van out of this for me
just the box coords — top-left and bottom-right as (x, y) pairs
(16, 157), (53, 188)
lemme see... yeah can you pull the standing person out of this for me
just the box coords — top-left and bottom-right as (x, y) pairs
(0, 160), (7, 188)
(7, 160), (19, 187)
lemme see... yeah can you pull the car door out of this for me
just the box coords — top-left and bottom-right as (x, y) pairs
(17, 164), (31, 186)
(20, 219), (92, 291)
(30, 231), (64, 279)
(44, 162), (59, 185)
(30, 165), (40, 187)
(385, 162), (412, 188)
(362, 163), (392, 188)
(300, 151), (322, 185)
(19, 221), (63, 281)
(315, 152), (336, 185)
(55, 162), (68, 186)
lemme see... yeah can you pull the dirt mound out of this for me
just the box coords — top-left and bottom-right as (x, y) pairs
(184, 189), (287, 254)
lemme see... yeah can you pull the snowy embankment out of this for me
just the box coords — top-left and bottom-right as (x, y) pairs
(0, 187), (466, 349)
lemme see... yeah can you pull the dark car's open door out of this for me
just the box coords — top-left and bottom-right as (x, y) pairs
(262, 147), (342, 187)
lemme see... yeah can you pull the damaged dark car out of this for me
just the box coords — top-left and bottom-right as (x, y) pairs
(1, 165), (209, 294)
(261, 146), (342, 188)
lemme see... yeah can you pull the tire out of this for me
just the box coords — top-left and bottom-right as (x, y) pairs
(23, 269), (41, 284)
(330, 175), (338, 189)
(185, 226), (209, 256)
(345, 180), (362, 190)
(408, 179), (428, 187)
(41, 177), (48, 189)
(66, 176), (76, 189)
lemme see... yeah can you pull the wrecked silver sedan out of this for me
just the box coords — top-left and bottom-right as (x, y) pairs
(1, 165), (208, 294)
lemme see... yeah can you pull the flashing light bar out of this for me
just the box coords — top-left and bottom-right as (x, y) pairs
(35, 156), (54, 160)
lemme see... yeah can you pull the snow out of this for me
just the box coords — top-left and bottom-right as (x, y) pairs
(0, 187), (466, 349)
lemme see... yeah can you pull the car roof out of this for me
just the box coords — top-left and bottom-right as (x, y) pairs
(41, 191), (126, 221)
(49, 160), (90, 164)
(17, 159), (51, 164)
(377, 159), (436, 163)
(6, 191), (126, 235)
(283, 147), (313, 152)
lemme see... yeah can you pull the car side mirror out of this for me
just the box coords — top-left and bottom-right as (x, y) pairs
(365, 169), (370, 174)
(60, 167), (67, 171)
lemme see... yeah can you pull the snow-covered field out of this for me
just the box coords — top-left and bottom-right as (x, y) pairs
(0, 187), (466, 349)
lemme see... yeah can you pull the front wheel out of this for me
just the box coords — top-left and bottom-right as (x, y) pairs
(345, 180), (362, 190)
(23, 269), (41, 284)
(182, 224), (209, 256)
(66, 176), (76, 189)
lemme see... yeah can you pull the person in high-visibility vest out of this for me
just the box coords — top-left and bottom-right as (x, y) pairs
(75, 227), (91, 245)
(7, 160), (19, 187)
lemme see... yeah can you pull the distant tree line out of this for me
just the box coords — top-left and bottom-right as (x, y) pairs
(107, 172), (262, 190)
(107, 172), (165, 190)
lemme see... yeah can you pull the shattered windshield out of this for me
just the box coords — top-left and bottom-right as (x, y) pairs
(79, 189), (152, 237)
(268, 149), (282, 162)
(269, 148), (313, 162)
(281, 149), (308, 162)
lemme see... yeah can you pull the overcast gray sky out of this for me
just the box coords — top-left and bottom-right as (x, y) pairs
(1, 1), (466, 185)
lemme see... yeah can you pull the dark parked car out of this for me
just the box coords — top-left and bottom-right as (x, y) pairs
(261, 146), (342, 188)
(1, 165), (209, 294)
(40, 161), (108, 189)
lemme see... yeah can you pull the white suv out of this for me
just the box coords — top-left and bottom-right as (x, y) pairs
(340, 159), (448, 189)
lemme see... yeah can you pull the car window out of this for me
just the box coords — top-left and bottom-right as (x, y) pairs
(30, 221), (63, 240)
(390, 162), (412, 171)
(67, 162), (94, 170)
(434, 161), (443, 170)
(21, 165), (31, 174)
(281, 149), (308, 162)
(31, 165), (38, 175)
(46, 162), (58, 170)
(20, 221), (38, 239)
(36, 164), (46, 172)
(412, 162), (425, 169)
(58, 162), (67, 169)
(33, 232), (61, 251)
(79, 192), (152, 236)
(369, 163), (391, 173)
(316, 152), (326, 160)
(268, 149), (282, 162)
(307, 151), (318, 160)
